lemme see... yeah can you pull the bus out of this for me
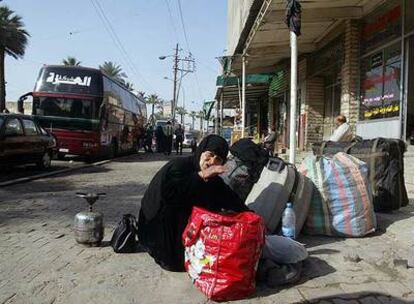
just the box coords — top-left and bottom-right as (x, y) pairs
(18, 65), (146, 160)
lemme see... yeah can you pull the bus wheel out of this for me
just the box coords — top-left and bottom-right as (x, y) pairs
(37, 151), (52, 170)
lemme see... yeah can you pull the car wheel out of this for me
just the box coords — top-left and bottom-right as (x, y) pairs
(37, 151), (52, 170)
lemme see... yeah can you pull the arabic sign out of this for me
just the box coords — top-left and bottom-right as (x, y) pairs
(46, 72), (92, 87)
(34, 66), (103, 96)
(360, 43), (401, 121)
(362, 4), (401, 53)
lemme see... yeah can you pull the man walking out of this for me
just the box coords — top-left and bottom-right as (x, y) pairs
(174, 124), (184, 155)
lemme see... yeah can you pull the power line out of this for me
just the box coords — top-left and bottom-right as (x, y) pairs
(163, 0), (179, 42)
(89, 0), (153, 91)
(176, 0), (205, 102)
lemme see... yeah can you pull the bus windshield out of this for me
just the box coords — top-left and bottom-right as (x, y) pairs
(33, 96), (101, 120)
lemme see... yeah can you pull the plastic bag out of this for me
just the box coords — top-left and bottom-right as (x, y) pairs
(183, 207), (265, 302)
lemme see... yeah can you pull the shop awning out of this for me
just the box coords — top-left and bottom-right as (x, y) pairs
(216, 73), (273, 86)
(228, 0), (386, 74)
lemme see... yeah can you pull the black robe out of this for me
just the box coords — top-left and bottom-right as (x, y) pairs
(138, 156), (248, 272)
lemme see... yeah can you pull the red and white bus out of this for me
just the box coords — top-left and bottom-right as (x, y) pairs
(19, 65), (146, 160)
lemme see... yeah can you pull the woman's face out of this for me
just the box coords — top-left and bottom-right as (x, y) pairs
(199, 151), (224, 170)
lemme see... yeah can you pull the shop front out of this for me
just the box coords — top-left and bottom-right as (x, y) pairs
(356, 0), (405, 139)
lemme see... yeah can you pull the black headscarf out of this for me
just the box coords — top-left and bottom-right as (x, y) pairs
(194, 134), (229, 169)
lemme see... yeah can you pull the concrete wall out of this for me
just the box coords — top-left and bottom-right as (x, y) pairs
(226, 0), (255, 56)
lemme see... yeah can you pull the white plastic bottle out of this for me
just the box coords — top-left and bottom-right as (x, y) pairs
(282, 202), (296, 239)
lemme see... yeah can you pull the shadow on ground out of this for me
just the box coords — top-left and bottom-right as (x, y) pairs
(0, 178), (146, 227)
(255, 256), (336, 297)
(303, 292), (411, 303)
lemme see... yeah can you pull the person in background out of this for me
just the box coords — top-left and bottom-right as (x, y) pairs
(144, 125), (154, 153)
(137, 135), (248, 272)
(163, 121), (173, 155)
(174, 124), (184, 155)
(155, 125), (165, 153)
(263, 126), (276, 156)
(329, 114), (353, 142)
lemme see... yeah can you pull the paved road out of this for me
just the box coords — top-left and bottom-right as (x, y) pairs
(0, 152), (414, 303)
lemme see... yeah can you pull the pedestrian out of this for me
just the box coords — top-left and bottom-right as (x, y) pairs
(155, 125), (165, 153)
(137, 134), (248, 272)
(329, 114), (353, 142)
(174, 124), (184, 155)
(190, 137), (197, 154)
(144, 125), (154, 153)
(163, 121), (173, 155)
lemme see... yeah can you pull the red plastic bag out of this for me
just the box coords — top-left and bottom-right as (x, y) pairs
(182, 207), (265, 302)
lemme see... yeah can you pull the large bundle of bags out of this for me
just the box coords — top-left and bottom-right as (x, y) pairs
(299, 152), (377, 237)
(312, 138), (408, 212)
(221, 139), (312, 237)
(183, 207), (265, 302)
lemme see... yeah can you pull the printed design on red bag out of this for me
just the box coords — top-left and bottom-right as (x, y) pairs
(185, 238), (216, 281)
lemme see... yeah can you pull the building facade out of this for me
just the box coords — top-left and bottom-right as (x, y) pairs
(217, 0), (414, 150)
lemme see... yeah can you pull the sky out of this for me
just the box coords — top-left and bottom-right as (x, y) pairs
(4, 0), (227, 117)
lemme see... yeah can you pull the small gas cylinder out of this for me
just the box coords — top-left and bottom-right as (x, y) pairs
(74, 192), (106, 246)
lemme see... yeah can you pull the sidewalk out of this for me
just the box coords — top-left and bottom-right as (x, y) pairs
(0, 153), (413, 304)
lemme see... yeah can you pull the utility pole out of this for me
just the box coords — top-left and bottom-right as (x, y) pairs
(169, 44), (195, 125)
(172, 43), (179, 124)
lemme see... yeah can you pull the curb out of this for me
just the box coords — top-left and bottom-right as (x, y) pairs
(0, 159), (112, 188)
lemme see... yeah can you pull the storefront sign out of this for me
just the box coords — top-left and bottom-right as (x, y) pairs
(362, 5), (401, 52)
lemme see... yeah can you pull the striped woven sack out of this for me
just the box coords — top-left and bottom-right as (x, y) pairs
(298, 152), (376, 237)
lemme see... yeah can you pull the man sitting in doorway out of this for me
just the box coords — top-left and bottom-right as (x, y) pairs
(329, 114), (353, 142)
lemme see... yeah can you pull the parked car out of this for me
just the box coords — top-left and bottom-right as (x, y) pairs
(0, 113), (56, 169)
(182, 132), (194, 148)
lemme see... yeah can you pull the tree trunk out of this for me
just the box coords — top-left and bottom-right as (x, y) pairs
(0, 49), (5, 112)
(151, 104), (155, 119)
(192, 117), (195, 130)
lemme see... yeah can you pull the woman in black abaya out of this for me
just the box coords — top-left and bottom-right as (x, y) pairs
(138, 134), (247, 272)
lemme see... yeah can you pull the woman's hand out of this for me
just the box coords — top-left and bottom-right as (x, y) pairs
(199, 165), (225, 181)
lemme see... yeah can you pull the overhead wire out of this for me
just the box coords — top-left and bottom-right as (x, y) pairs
(89, 0), (153, 91)
(163, 0), (180, 43)
(176, 0), (206, 104)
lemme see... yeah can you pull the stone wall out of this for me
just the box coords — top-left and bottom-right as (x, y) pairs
(341, 20), (360, 131)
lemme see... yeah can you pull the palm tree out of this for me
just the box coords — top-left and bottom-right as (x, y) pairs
(156, 99), (164, 117)
(196, 110), (205, 133)
(0, 6), (30, 111)
(176, 106), (187, 125)
(99, 61), (127, 83)
(62, 56), (81, 66)
(145, 94), (160, 121)
(137, 91), (145, 98)
(189, 111), (197, 130)
(124, 81), (134, 91)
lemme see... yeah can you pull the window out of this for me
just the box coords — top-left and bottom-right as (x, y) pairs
(22, 119), (39, 136)
(406, 0), (414, 33)
(361, 2), (401, 53)
(5, 118), (24, 136)
(360, 43), (401, 120)
(33, 97), (97, 119)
